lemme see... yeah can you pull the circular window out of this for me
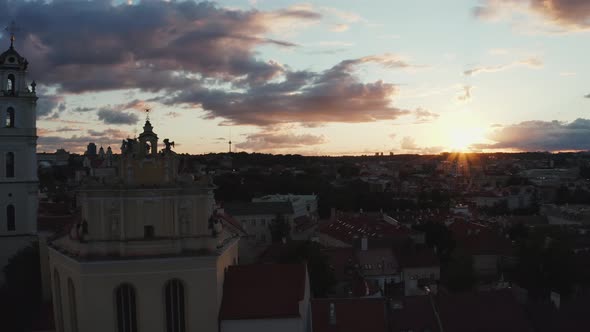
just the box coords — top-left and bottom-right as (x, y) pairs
(7, 57), (15, 63)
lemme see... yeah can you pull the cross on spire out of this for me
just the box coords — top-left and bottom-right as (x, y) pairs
(145, 108), (151, 121)
(5, 21), (20, 48)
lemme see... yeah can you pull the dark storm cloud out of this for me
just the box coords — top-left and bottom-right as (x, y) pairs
(55, 127), (80, 132)
(0, 1), (421, 130)
(0, 0), (320, 92)
(97, 108), (139, 125)
(38, 126), (130, 152)
(87, 128), (129, 138)
(474, 0), (590, 30)
(475, 118), (590, 151)
(36, 94), (64, 117)
(71, 107), (94, 113)
(163, 56), (411, 126)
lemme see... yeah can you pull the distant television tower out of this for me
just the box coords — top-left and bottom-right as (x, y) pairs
(228, 128), (232, 153)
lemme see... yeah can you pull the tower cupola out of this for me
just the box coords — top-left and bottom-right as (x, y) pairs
(138, 111), (158, 157)
(1, 21), (31, 97)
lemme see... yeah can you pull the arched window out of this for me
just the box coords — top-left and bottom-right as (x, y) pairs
(7, 74), (15, 94)
(165, 279), (186, 332)
(53, 270), (64, 332)
(6, 152), (14, 178)
(6, 205), (15, 231)
(68, 279), (79, 332)
(115, 284), (138, 332)
(5, 107), (14, 127)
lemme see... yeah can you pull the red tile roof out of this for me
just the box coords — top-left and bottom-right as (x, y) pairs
(220, 264), (307, 320)
(318, 212), (410, 245)
(312, 298), (387, 332)
(215, 210), (246, 234)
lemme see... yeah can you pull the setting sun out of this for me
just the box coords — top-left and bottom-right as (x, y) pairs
(449, 127), (486, 152)
(437, 109), (488, 152)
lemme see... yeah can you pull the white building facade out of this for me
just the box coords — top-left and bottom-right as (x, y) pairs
(0, 36), (38, 283)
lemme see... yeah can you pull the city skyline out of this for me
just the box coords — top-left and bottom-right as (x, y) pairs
(2, 0), (590, 155)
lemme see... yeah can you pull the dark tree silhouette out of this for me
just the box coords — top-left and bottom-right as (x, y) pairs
(0, 242), (43, 332)
(276, 241), (336, 297)
(269, 214), (291, 243)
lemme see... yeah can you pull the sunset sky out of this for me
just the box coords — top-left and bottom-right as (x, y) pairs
(2, 0), (590, 155)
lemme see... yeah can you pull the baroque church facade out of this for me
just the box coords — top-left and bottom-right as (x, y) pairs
(0, 31), (39, 283)
(48, 119), (239, 332)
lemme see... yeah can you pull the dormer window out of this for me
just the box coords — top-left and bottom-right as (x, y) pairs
(7, 74), (15, 94)
(6, 107), (14, 128)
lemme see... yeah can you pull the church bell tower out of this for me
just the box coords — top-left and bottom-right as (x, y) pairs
(0, 22), (39, 281)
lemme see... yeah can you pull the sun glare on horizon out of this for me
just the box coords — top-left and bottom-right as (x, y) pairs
(440, 110), (487, 152)
(448, 127), (486, 152)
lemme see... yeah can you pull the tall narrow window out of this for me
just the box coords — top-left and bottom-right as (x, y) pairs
(115, 284), (138, 332)
(68, 279), (79, 332)
(54, 270), (64, 332)
(6, 152), (14, 178)
(6, 107), (14, 127)
(7, 74), (15, 94)
(165, 279), (186, 332)
(6, 205), (15, 231)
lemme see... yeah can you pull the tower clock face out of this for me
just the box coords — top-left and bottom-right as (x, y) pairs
(8, 57), (15, 63)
